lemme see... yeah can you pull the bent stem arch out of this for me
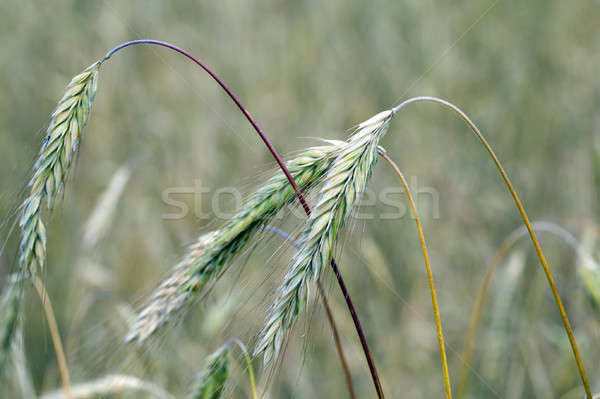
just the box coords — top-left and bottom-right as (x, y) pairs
(379, 150), (452, 399)
(102, 40), (382, 397)
(391, 96), (591, 398)
(225, 339), (257, 399)
(102, 40), (310, 214)
(458, 222), (599, 399)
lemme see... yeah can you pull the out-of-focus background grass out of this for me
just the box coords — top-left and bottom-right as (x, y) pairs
(1, 1), (599, 398)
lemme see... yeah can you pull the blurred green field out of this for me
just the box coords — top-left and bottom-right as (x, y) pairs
(1, 1), (599, 398)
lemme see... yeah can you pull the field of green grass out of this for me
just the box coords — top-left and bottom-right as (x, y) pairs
(1, 1), (599, 398)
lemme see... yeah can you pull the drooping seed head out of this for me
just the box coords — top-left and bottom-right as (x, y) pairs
(255, 110), (393, 364)
(125, 143), (342, 343)
(19, 61), (100, 277)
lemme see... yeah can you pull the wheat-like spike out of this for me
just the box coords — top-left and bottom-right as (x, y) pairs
(125, 231), (219, 342)
(189, 345), (230, 399)
(40, 374), (174, 399)
(0, 275), (22, 377)
(126, 143), (344, 343)
(254, 110), (393, 364)
(18, 62), (100, 277)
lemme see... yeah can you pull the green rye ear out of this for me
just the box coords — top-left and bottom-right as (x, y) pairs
(19, 62), (100, 277)
(255, 110), (393, 365)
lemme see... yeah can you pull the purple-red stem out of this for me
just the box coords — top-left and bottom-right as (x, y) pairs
(105, 40), (384, 398)
(104, 40), (311, 214)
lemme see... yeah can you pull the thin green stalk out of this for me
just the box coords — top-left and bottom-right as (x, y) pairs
(379, 150), (452, 399)
(228, 339), (257, 399)
(245, 353), (257, 399)
(392, 96), (592, 398)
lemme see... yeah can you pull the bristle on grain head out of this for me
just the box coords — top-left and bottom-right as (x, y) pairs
(19, 62), (101, 277)
(254, 110), (393, 365)
(126, 143), (344, 344)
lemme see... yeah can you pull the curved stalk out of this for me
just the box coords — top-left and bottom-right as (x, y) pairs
(227, 339), (257, 399)
(102, 40), (311, 215)
(103, 40), (382, 396)
(379, 150), (452, 399)
(458, 222), (598, 399)
(33, 277), (72, 399)
(392, 96), (591, 398)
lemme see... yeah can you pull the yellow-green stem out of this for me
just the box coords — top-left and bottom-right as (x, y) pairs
(228, 339), (257, 399)
(392, 96), (592, 398)
(33, 277), (72, 399)
(243, 353), (257, 399)
(380, 150), (452, 399)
